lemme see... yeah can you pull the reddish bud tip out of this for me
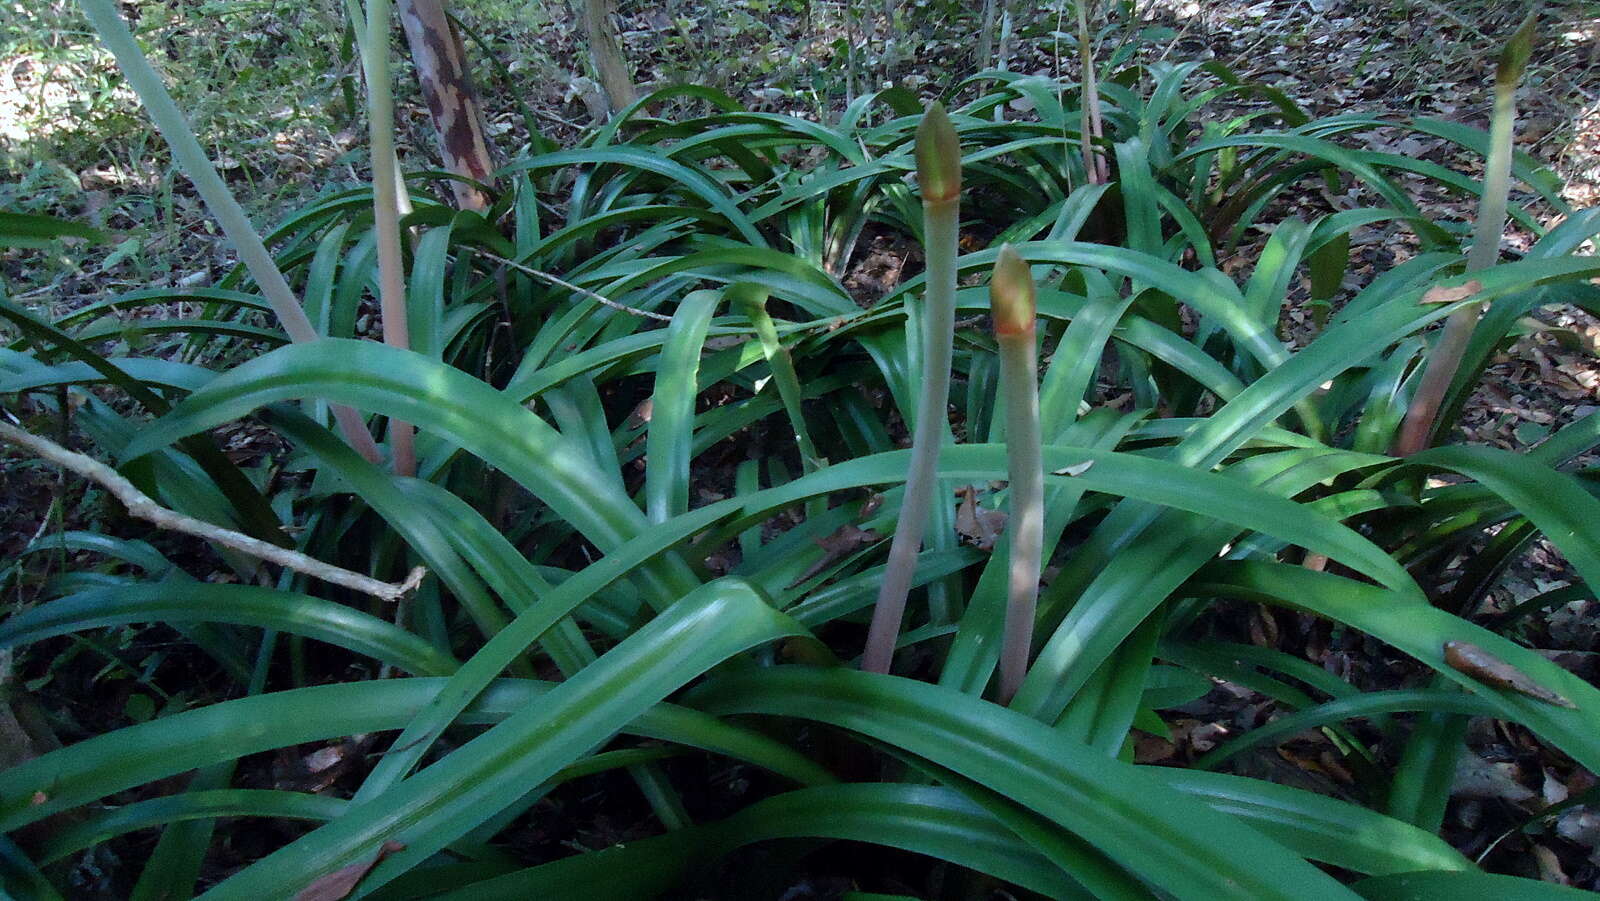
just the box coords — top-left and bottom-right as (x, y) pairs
(915, 101), (961, 204)
(990, 245), (1036, 338)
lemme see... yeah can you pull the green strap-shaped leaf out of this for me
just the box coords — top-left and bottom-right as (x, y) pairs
(0, 676), (826, 837)
(0, 211), (108, 248)
(117, 339), (698, 601)
(691, 667), (1362, 901)
(196, 579), (808, 898)
(1195, 561), (1600, 775)
(1353, 871), (1597, 901)
(1148, 770), (1469, 877)
(1404, 445), (1600, 595)
(385, 783), (1086, 900)
(645, 289), (719, 522)
(0, 583), (458, 677)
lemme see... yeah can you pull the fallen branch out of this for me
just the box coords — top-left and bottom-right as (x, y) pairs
(0, 419), (424, 602)
(473, 250), (673, 321)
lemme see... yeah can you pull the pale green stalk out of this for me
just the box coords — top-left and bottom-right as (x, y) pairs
(1394, 8), (1537, 455)
(362, 0), (417, 475)
(862, 103), (961, 675)
(991, 246), (1043, 704)
(81, 0), (381, 463)
(343, 0), (417, 224)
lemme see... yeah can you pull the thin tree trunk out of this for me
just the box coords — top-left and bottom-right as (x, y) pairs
(397, 0), (495, 211)
(978, 0), (998, 68)
(583, 0), (637, 115)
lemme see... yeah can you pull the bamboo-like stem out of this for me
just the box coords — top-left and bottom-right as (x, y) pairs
(862, 103), (961, 675)
(362, 0), (417, 476)
(1077, 0), (1107, 184)
(991, 246), (1043, 704)
(0, 420), (423, 602)
(343, 0), (418, 228)
(1393, 9), (1536, 456)
(81, 0), (382, 464)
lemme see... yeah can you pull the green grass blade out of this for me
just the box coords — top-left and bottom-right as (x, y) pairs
(198, 579), (808, 898)
(691, 667), (1361, 901)
(0, 583), (458, 677)
(645, 290), (718, 522)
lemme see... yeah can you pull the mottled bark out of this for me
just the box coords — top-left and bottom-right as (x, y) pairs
(397, 0), (495, 211)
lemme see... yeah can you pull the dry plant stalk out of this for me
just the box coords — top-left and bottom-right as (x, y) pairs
(1392, 9), (1537, 455)
(397, 0), (496, 211)
(0, 420), (423, 603)
(364, 0), (418, 476)
(81, 0), (383, 465)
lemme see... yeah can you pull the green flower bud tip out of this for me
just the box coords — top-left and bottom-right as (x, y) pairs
(990, 245), (1036, 338)
(915, 101), (961, 204)
(1496, 9), (1537, 87)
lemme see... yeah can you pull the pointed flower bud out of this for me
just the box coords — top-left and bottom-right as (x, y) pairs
(915, 101), (961, 204)
(1496, 10), (1536, 88)
(990, 245), (1036, 338)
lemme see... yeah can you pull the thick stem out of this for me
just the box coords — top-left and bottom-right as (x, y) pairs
(860, 195), (958, 674)
(582, 0), (637, 115)
(364, 0), (417, 475)
(82, 0), (381, 463)
(996, 330), (1043, 703)
(1392, 18), (1525, 456)
(396, 0), (495, 212)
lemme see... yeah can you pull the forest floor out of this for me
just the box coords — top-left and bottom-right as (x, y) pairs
(3, 0), (1600, 893)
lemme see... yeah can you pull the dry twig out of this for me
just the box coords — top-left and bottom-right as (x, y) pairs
(473, 250), (673, 321)
(0, 419), (424, 602)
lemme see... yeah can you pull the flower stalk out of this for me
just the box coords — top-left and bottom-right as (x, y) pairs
(862, 102), (961, 674)
(1393, 8), (1536, 455)
(991, 246), (1043, 703)
(363, 0), (418, 475)
(82, 0), (382, 464)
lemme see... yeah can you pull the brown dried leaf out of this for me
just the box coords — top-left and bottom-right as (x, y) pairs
(787, 524), (880, 588)
(1419, 278), (1483, 304)
(954, 485), (1007, 551)
(1443, 641), (1575, 707)
(624, 397), (654, 429)
(1134, 733), (1177, 764)
(295, 840), (405, 901)
(859, 492), (884, 519)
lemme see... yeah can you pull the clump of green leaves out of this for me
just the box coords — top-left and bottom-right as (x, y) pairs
(3, 8), (1599, 899)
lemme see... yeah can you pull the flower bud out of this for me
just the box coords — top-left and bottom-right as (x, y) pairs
(915, 101), (961, 204)
(990, 245), (1036, 338)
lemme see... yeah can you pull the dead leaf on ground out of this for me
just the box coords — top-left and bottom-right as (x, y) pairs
(787, 524), (880, 588)
(954, 485), (1006, 551)
(1420, 278), (1483, 304)
(859, 492), (884, 518)
(294, 840), (406, 901)
(1443, 640), (1576, 707)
